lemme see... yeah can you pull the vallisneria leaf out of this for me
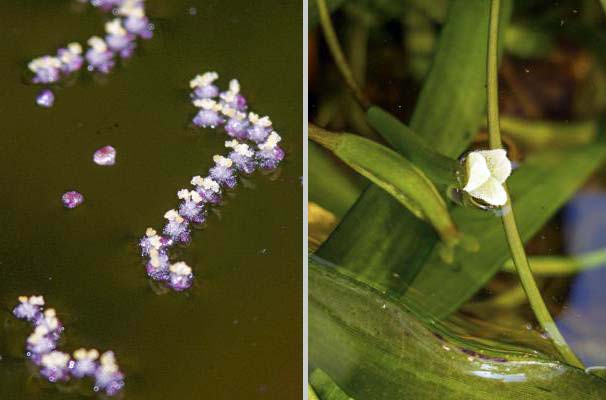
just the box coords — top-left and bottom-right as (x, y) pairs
(309, 141), (365, 218)
(309, 257), (606, 399)
(403, 143), (606, 317)
(318, 0), (512, 295)
(365, 106), (459, 186)
(309, 124), (462, 248)
(310, 369), (354, 400)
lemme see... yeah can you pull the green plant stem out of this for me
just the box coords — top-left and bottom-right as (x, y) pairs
(486, 0), (583, 369)
(316, 0), (370, 109)
(502, 249), (606, 275)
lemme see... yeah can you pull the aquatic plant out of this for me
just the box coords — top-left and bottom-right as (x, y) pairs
(28, 0), (153, 106)
(139, 73), (285, 292)
(309, 0), (606, 397)
(12, 296), (125, 396)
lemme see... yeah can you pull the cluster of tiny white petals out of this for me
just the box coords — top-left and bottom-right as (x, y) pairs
(139, 73), (285, 291)
(28, 0), (152, 105)
(12, 296), (124, 395)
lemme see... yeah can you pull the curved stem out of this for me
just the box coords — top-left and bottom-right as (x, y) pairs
(316, 0), (371, 109)
(487, 0), (584, 369)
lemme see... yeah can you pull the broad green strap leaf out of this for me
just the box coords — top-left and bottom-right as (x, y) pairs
(309, 384), (321, 400)
(403, 143), (606, 317)
(500, 117), (597, 149)
(309, 125), (461, 247)
(366, 106), (459, 185)
(310, 141), (365, 218)
(318, 0), (512, 295)
(309, 258), (606, 399)
(310, 369), (354, 400)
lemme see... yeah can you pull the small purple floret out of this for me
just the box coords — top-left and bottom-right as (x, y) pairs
(229, 151), (256, 174)
(36, 89), (55, 108)
(247, 124), (270, 143)
(193, 109), (224, 128)
(93, 145), (117, 166)
(86, 49), (115, 74)
(62, 191), (84, 209)
(192, 85), (219, 99)
(196, 187), (222, 205)
(163, 221), (191, 244)
(257, 146), (285, 170)
(124, 16), (153, 39)
(209, 165), (237, 189)
(178, 200), (206, 224)
(224, 117), (249, 140)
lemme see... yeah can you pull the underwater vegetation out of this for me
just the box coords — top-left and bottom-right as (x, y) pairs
(309, 0), (606, 398)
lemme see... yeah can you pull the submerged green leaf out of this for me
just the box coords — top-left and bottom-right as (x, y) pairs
(403, 143), (606, 317)
(318, 0), (512, 306)
(309, 141), (365, 218)
(310, 369), (354, 400)
(309, 257), (606, 399)
(309, 124), (462, 248)
(366, 106), (459, 186)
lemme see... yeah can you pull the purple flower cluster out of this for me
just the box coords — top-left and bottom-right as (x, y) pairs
(29, 0), (152, 107)
(138, 73), (285, 292)
(12, 296), (125, 396)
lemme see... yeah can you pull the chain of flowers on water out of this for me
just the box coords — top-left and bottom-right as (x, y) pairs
(139, 72), (285, 292)
(29, 0), (153, 108)
(12, 296), (125, 396)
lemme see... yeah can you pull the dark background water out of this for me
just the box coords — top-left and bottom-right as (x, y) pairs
(0, 0), (302, 398)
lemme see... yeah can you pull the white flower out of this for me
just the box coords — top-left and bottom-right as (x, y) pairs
(105, 19), (127, 37)
(27, 326), (50, 345)
(28, 56), (61, 72)
(462, 149), (512, 207)
(73, 348), (99, 361)
(169, 262), (191, 276)
(190, 191), (202, 203)
(259, 131), (281, 151)
(213, 155), (233, 168)
(99, 351), (119, 373)
(164, 209), (184, 223)
(189, 72), (218, 88)
(18, 295), (44, 306)
(193, 98), (220, 110)
(41, 351), (70, 368)
(87, 36), (108, 52)
(177, 189), (191, 200)
(145, 227), (157, 237)
(192, 176), (220, 193)
(67, 42), (82, 55)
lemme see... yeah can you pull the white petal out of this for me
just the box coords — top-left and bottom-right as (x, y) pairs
(463, 152), (491, 192)
(477, 149), (512, 183)
(469, 177), (508, 206)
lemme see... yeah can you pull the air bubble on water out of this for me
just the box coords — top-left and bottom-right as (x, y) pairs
(188, 7), (197, 15)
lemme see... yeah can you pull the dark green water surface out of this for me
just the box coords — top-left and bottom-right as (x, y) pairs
(0, 0), (302, 398)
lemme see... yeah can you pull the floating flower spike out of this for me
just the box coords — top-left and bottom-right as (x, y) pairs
(139, 73), (285, 292)
(28, 0), (153, 106)
(462, 149), (512, 207)
(11, 296), (124, 396)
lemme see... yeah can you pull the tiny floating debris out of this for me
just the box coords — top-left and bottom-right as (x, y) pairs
(139, 72), (285, 292)
(35, 89), (55, 108)
(61, 191), (84, 209)
(28, 0), (153, 102)
(12, 296), (125, 396)
(93, 145), (117, 166)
